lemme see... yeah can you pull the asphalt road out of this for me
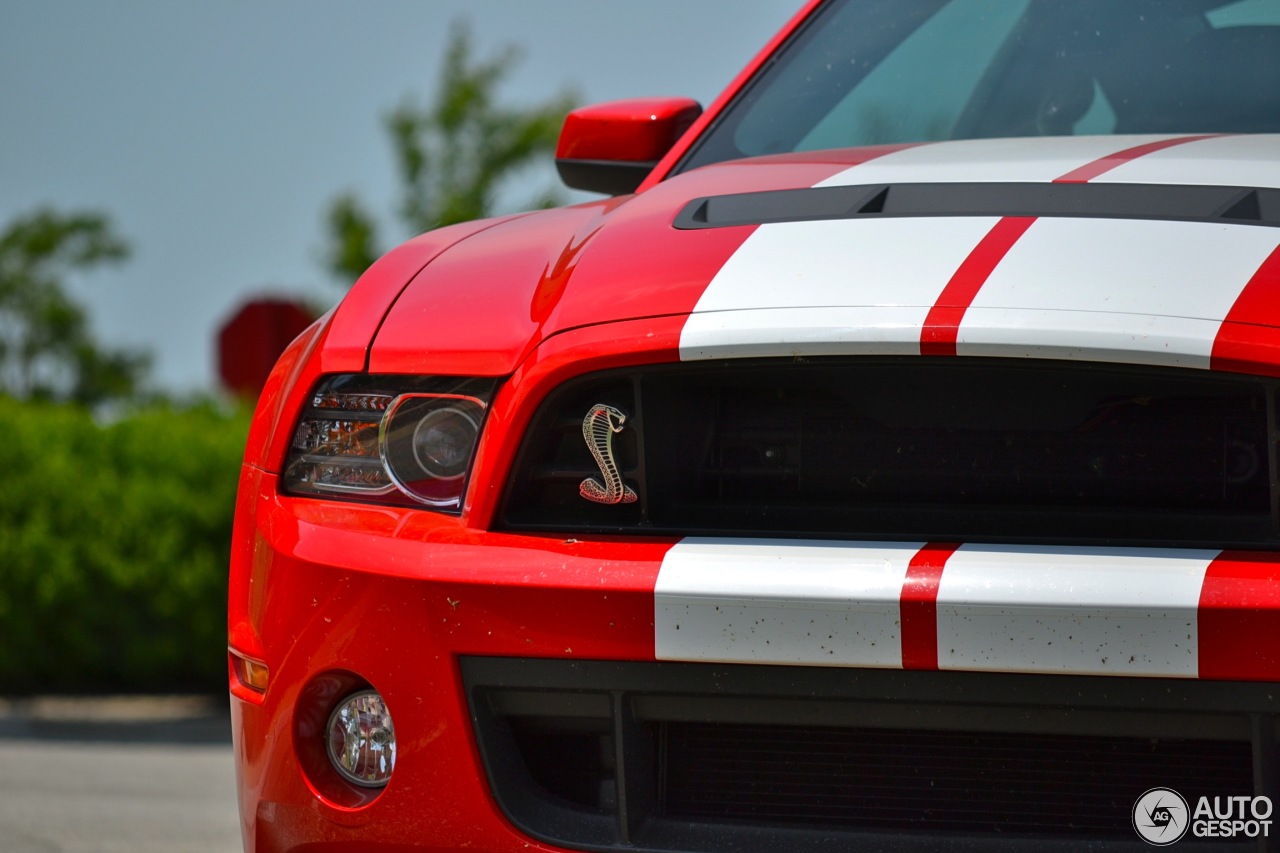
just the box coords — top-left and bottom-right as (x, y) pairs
(0, 696), (242, 853)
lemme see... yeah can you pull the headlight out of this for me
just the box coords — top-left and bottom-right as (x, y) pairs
(283, 374), (496, 510)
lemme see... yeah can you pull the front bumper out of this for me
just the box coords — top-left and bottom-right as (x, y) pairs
(231, 466), (1280, 852)
(228, 466), (670, 852)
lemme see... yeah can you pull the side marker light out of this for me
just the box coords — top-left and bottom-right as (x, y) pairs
(231, 651), (269, 693)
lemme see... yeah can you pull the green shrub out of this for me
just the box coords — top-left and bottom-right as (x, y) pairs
(0, 396), (251, 693)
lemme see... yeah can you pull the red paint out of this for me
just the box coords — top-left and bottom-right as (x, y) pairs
(1198, 551), (1280, 680)
(556, 97), (702, 163)
(367, 203), (617, 376)
(1052, 134), (1222, 183)
(366, 152), (878, 377)
(920, 217), (1036, 356)
(899, 542), (961, 670)
(324, 215), (528, 372)
(1211, 244), (1280, 378)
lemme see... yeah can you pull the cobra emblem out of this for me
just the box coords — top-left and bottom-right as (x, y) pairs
(579, 404), (637, 505)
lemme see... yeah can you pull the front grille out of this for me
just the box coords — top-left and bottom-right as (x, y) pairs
(662, 723), (1246, 835)
(465, 658), (1277, 852)
(500, 358), (1280, 548)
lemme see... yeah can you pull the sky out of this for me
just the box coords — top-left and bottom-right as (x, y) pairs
(2, 1), (800, 393)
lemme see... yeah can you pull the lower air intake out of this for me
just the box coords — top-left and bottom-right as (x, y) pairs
(465, 658), (1275, 853)
(661, 723), (1249, 837)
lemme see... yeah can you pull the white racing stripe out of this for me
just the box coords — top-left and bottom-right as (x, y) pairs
(936, 545), (1217, 677)
(951, 308), (1228, 368)
(654, 539), (922, 667)
(681, 183), (1280, 365)
(956, 218), (1280, 366)
(682, 305), (935, 360)
(1087, 134), (1280, 188)
(655, 539), (1221, 677)
(679, 216), (998, 360)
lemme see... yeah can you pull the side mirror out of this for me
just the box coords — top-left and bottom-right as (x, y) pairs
(555, 98), (703, 195)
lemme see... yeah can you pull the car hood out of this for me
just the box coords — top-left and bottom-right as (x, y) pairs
(366, 134), (1280, 377)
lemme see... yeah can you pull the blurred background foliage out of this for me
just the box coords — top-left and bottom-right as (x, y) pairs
(0, 206), (232, 692)
(0, 208), (150, 407)
(324, 20), (577, 283)
(0, 396), (250, 692)
(1, 19), (572, 694)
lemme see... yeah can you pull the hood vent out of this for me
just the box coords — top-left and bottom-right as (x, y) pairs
(674, 182), (1280, 230)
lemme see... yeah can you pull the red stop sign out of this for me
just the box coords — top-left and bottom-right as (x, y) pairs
(218, 298), (315, 397)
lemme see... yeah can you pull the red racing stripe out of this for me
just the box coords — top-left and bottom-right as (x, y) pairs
(1198, 551), (1280, 680)
(920, 218), (1036, 356)
(1053, 134), (1221, 183)
(1210, 244), (1280, 378)
(918, 135), (1226, 357)
(900, 542), (961, 670)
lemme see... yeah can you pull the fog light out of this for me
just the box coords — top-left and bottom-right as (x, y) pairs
(326, 691), (396, 787)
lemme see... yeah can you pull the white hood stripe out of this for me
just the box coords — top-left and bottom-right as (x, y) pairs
(956, 217), (1280, 368)
(813, 136), (1190, 187)
(814, 134), (1270, 188)
(1087, 134), (1280, 189)
(1052, 134), (1222, 183)
(680, 135), (1279, 367)
(679, 216), (1000, 361)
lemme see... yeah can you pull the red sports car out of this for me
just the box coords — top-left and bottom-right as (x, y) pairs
(229, 1), (1280, 850)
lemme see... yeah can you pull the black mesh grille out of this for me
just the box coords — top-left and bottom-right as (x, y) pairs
(661, 723), (1250, 837)
(500, 358), (1280, 548)
(464, 659), (1278, 853)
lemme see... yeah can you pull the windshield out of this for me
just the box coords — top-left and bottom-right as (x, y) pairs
(678, 0), (1280, 172)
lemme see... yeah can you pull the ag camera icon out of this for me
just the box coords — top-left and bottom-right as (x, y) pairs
(1133, 787), (1190, 846)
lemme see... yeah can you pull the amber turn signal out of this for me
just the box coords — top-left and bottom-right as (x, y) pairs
(230, 650), (269, 693)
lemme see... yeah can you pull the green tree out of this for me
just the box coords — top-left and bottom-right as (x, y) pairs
(0, 208), (149, 405)
(324, 21), (577, 283)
